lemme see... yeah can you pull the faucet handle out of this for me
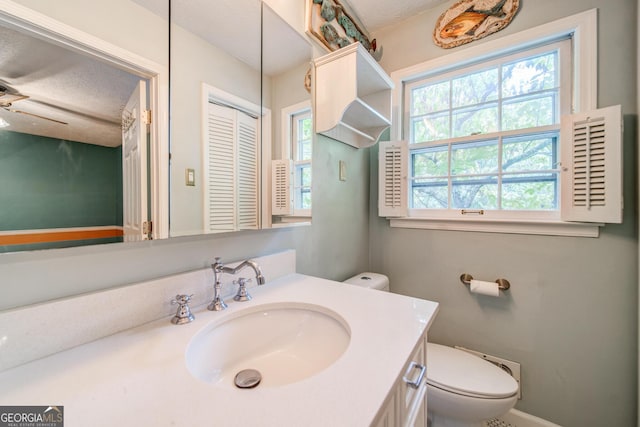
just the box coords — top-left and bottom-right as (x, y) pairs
(233, 277), (253, 302)
(171, 294), (195, 325)
(171, 294), (193, 304)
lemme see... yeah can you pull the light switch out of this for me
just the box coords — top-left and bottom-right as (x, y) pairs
(339, 160), (347, 181)
(186, 168), (195, 186)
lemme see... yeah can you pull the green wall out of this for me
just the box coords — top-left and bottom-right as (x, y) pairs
(370, 1), (638, 426)
(0, 130), (123, 231)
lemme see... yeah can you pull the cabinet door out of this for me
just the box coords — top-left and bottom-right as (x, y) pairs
(373, 391), (398, 427)
(399, 336), (428, 427)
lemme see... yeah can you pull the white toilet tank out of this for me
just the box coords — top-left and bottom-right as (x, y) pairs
(343, 272), (389, 292)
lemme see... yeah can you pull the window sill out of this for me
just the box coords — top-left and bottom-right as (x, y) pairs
(271, 216), (311, 228)
(388, 217), (601, 237)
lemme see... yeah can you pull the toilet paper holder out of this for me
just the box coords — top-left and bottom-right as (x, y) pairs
(459, 274), (510, 291)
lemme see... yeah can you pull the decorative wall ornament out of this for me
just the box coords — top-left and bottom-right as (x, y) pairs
(433, 0), (520, 49)
(304, 67), (312, 93)
(305, 0), (382, 60)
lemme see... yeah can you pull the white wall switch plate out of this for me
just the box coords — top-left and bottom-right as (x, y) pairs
(186, 168), (195, 186)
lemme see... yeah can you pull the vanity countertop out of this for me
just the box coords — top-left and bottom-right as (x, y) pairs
(0, 273), (438, 427)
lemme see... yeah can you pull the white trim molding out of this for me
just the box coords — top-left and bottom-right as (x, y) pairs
(390, 218), (600, 238)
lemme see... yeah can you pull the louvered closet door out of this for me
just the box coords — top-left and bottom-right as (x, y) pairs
(206, 103), (236, 232)
(236, 112), (259, 230)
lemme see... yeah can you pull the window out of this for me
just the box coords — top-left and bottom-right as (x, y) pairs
(380, 10), (622, 237)
(272, 101), (312, 219)
(405, 41), (569, 220)
(291, 110), (312, 214)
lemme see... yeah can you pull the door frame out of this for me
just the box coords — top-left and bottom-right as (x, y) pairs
(0, 0), (169, 239)
(122, 80), (149, 241)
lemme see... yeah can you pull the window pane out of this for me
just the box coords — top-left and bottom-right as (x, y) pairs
(412, 178), (448, 208)
(301, 190), (311, 209)
(412, 145), (448, 178)
(411, 81), (449, 115)
(298, 139), (312, 161)
(296, 116), (312, 161)
(452, 103), (498, 137)
(412, 113), (449, 143)
(451, 140), (498, 175)
(502, 52), (557, 98)
(502, 92), (556, 130)
(294, 163), (312, 210)
(297, 165), (311, 187)
(403, 40), (568, 214)
(295, 188), (312, 210)
(452, 68), (498, 108)
(502, 134), (557, 172)
(451, 176), (498, 209)
(299, 117), (312, 140)
(502, 173), (558, 210)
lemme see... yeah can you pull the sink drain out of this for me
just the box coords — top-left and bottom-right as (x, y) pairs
(234, 369), (262, 389)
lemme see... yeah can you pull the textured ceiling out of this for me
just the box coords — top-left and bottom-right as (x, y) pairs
(0, 24), (139, 147)
(346, 0), (451, 32)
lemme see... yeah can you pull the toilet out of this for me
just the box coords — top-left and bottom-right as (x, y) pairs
(343, 272), (390, 291)
(343, 273), (519, 427)
(427, 343), (518, 427)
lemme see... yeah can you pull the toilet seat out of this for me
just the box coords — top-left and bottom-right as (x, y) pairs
(427, 343), (518, 399)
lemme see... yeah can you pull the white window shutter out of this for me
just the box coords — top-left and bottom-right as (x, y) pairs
(272, 159), (293, 215)
(236, 112), (259, 230)
(561, 105), (623, 223)
(205, 103), (236, 232)
(379, 140), (408, 217)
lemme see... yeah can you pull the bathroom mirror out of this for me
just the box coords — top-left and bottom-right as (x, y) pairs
(0, 0), (314, 253)
(168, 0), (262, 236)
(0, 0), (168, 254)
(262, 3), (314, 227)
(168, 0), (313, 236)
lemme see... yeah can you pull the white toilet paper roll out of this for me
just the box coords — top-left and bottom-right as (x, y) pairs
(470, 279), (500, 297)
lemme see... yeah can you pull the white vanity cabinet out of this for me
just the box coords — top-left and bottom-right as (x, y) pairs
(0, 262), (439, 427)
(313, 43), (394, 148)
(374, 335), (428, 427)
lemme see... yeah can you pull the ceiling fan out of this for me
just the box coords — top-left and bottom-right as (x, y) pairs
(0, 85), (68, 125)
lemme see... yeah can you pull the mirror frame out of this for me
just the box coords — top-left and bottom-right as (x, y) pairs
(0, 0), (170, 245)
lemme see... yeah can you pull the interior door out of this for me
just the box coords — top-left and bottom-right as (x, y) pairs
(122, 80), (149, 241)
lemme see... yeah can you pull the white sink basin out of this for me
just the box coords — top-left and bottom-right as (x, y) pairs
(186, 302), (351, 388)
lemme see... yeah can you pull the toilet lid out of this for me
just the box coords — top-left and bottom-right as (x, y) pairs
(426, 343), (518, 399)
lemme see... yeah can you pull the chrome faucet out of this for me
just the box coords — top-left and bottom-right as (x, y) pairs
(208, 257), (266, 311)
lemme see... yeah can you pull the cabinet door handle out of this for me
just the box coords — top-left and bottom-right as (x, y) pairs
(402, 361), (426, 389)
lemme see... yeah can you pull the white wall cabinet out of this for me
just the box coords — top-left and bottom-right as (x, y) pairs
(313, 43), (394, 148)
(373, 335), (428, 427)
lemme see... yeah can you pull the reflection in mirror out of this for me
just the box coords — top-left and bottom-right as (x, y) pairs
(169, 0), (312, 236)
(262, 3), (313, 228)
(169, 0), (262, 236)
(0, 4), (166, 253)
